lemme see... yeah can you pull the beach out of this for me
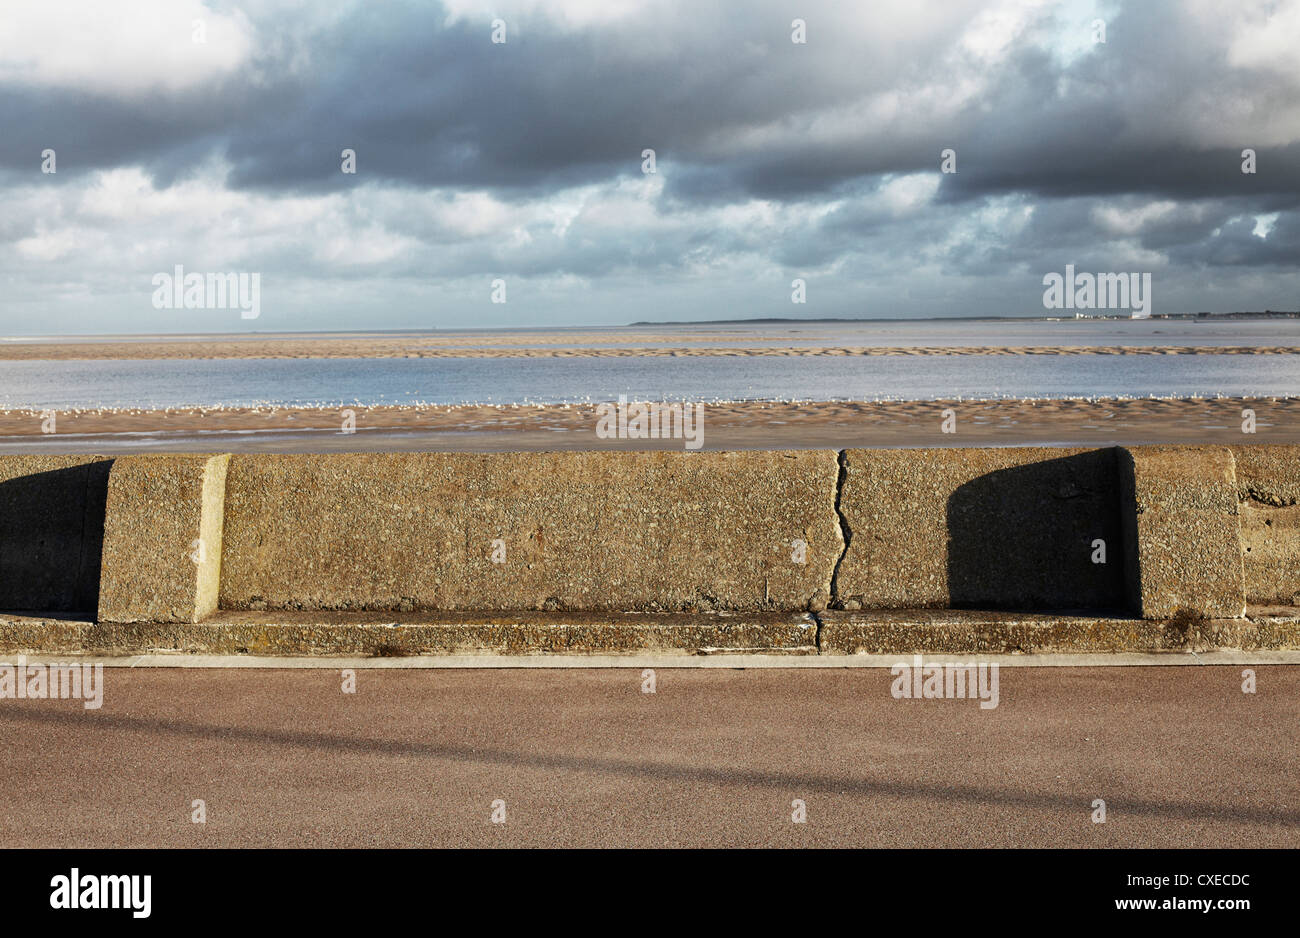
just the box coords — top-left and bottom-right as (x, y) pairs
(2, 397), (1294, 452)
(2, 321), (1297, 451)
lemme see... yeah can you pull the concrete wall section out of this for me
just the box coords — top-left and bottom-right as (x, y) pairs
(218, 451), (842, 613)
(0, 456), (111, 612)
(1119, 446), (1245, 619)
(3, 446), (1293, 633)
(97, 455), (230, 623)
(1231, 445), (1300, 606)
(835, 447), (1127, 611)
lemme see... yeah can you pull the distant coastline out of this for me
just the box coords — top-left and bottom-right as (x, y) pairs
(629, 311), (1300, 326)
(3, 311), (1299, 344)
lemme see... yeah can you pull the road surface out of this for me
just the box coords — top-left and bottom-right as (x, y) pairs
(1, 666), (1296, 847)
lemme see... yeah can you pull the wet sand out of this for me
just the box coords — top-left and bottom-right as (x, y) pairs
(2, 397), (1294, 452)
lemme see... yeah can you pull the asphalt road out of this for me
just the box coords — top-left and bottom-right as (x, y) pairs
(1, 666), (1296, 848)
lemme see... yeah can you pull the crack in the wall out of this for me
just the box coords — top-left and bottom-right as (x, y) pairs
(829, 449), (852, 610)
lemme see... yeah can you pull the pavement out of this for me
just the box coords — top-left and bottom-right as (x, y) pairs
(1, 666), (1296, 848)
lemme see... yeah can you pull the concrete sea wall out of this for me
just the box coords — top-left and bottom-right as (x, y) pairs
(0, 445), (1295, 655)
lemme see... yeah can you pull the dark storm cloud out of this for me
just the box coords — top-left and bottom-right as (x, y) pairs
(2, 0), (1295, 206)
(1171, 211), (1300, 268)
(1, 0), (1297, 334)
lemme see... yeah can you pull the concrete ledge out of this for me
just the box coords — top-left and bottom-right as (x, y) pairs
(0, 610), (819, 657)
(0, 613), (96, 653)
(818, 607), (1300, 654)
(9, 652), (1300, 668)
(3, 608), (1295, 658)
(97, 455), (230, 623)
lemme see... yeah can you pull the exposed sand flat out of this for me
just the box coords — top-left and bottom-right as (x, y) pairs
(2, 397), (1295, 452)
(0, 339), (1296, 361)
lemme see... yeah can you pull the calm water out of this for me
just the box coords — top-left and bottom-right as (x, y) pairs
(2, 354), (1299, 409)
(1, 320), (1297, 408)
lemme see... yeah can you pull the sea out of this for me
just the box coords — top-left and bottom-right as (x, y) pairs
(1, 319), (1298, 409)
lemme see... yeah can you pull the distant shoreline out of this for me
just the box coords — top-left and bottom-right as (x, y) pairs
(628, 311), (1300, 325)
(2, 311), (1298, 344)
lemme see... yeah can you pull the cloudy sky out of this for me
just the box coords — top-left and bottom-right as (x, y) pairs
(1, 0), (1297, 334)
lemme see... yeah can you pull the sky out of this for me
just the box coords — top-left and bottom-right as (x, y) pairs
(0, 0), (1297, 334)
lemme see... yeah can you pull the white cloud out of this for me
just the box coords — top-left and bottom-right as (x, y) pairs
(1092, 201), (1180, 236)
(15, 230), (78, 262)
(878, 174), (940, 216)
(1252, 212), (1279, 239)
(0, 1), (254, 95)
(439, 0), (661, 29)
(1225, 0), (1300, 81)
(960, 0), (1052, 63)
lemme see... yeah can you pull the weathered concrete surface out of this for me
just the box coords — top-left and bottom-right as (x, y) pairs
(0, 610), (818, 657)
(835, 447), (1125, 611)
(0, 613), (96, 654)
(1231, 445), (1300, 605)
(97, 455), (230, 623)
(1239, 503), (1300, 605)
(7, 607), (1295, 657)
(1232, 444), (1300, 506)
(4, 445), (1296, 655)
(1119, 446), (1246, 619)
(219, 451), (841, 614)
(819, 608), (1300, 654)
(0, 456), (111, 612)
